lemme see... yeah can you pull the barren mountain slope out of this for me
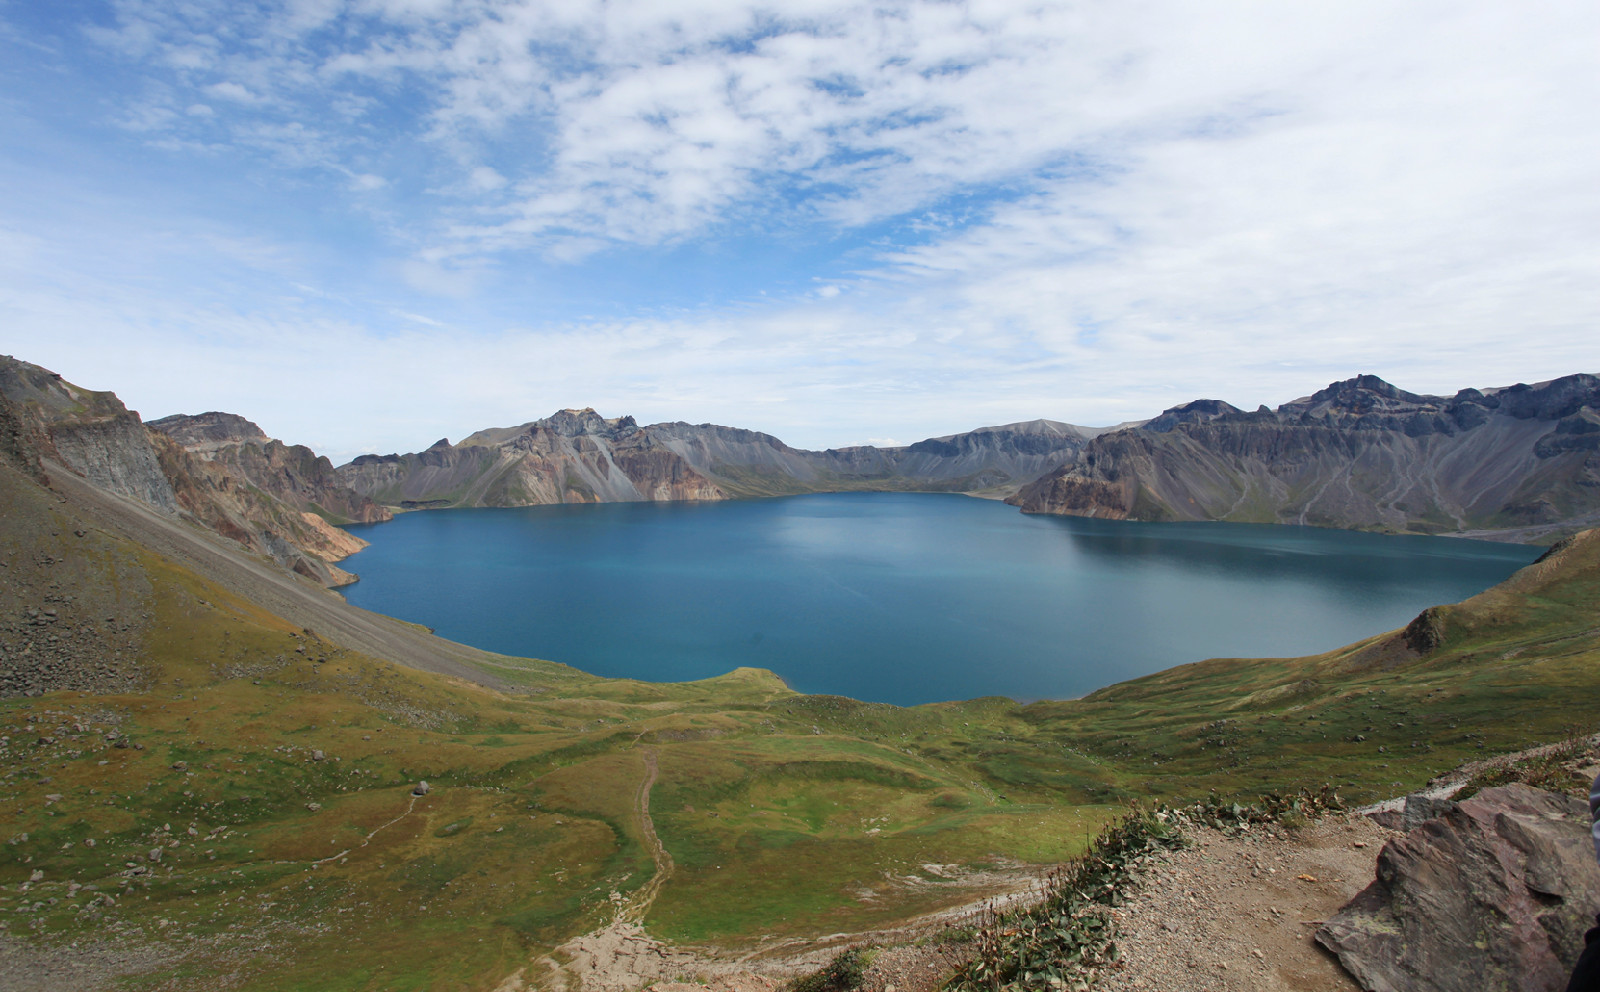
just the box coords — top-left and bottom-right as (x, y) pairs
(0, 358), (396, 587)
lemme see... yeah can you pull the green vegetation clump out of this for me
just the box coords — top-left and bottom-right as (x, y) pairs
(789, 947), (867, 992)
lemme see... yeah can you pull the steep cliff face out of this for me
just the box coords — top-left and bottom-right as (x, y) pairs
(336, 412), (1104, 508)
(147, 432), (362, 586)
(0, 356), (179, 512)
(149, 412), (390, 525)
(341, 410), (729, 507)
(147, 412), (394, 586)
(1009, 374), (1600, 537)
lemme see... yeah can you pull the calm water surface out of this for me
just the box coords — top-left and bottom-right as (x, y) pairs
(340, 493), (1537, 705)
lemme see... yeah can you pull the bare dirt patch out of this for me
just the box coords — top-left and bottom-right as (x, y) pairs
(1096, 815), (1396, 992)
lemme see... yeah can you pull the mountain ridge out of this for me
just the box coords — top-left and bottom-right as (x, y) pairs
(334, 408), (1107, 508)
(1009, 372), (1600, 540)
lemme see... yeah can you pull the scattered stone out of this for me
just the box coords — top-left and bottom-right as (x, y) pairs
(146, 848), (162, 863)
(171, 761), (187, 771)
(311, 749), (325, 762)
(306, 802), (322, 812)
(412, 781), (430, 796)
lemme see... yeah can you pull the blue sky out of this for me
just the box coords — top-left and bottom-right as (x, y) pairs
(2, 0), (1597, 461)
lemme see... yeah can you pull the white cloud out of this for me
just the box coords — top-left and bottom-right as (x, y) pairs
(0, 0), (1588, 459)
(205, 80), (257, 103)
(467, 165), (506, 191)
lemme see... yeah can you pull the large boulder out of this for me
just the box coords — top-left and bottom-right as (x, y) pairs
(1317, 783), (1600, 992)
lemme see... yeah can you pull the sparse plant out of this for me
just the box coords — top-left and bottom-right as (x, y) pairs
(1458, 732), (1596, 799)
(945, 787), (1346, 992)
(789, 947), (868, 992)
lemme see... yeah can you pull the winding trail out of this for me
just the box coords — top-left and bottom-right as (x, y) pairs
(619, 748), (674, 924)
(309, 792), (423, 869)
(530, 748), (697, 992)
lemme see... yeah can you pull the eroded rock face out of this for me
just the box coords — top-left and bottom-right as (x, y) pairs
(1317, 784), (1600, 992)
(0, 356), (179, 512)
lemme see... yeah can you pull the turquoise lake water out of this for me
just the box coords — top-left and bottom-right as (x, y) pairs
(339, 493), (1538, 706)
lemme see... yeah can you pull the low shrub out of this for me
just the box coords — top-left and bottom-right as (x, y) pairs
(789, 947), (867, 992)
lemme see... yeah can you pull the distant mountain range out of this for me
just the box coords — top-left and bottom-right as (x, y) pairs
(335, 410), (1130, 508)
(1009, 373), (1600, 540)
(3, 353), (1596, 590)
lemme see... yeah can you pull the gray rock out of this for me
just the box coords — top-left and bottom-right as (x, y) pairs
(1401, 792), (1458, 830)
(412, 781), (430, 796)
(146, 848), (162, 863)
(1317, 783), (1600, 992)
(311, 749), (325, 761)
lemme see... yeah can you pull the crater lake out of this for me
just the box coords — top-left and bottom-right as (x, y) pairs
(339, 492), (1538, 705)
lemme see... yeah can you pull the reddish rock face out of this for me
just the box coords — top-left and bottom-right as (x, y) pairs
(1317, 784), (1600, 992)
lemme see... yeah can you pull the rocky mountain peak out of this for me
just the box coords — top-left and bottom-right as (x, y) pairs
(1279, 375), (1438, 420)
(1145, 399), (1243, 434)
(147, 412), (269, 454)
(541, 408), (622, 438)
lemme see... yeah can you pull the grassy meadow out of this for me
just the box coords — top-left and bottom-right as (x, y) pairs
(4, 463), (1600, 990)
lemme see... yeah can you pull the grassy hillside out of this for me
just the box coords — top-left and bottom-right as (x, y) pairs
(4, 447), (1600, 990)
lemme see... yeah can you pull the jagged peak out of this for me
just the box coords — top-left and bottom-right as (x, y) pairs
(538, 407), (620, 437)
(1279, 375), (1437, 418)
(1144, 399), (1243, 433)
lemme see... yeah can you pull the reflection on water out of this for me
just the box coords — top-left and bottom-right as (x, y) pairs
(342, 492), (1537, 706)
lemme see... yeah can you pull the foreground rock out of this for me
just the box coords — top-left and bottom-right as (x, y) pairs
(1317, 784), (1600, 992)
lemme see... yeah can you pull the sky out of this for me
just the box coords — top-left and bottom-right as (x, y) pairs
(1, 0), (1597, 462)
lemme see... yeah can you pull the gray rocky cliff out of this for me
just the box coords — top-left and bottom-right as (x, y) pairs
(1009, 374), (1600, 539)
(0, 356), (178, 513)
(335, 412), (1103, 509)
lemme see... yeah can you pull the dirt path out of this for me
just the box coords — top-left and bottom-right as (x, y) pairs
(529, 749), (700, 992)
(619, 749), (673, 925)
(309, 792), (425, 868)
(1096, 815), (1393, 992)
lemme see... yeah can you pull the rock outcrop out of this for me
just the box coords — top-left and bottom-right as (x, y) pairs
(1317, 783), (1600, 992)
(1009, 374), (1600, 538)
(148, 412), (389, 526)
(336, 412), (1112, 509)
